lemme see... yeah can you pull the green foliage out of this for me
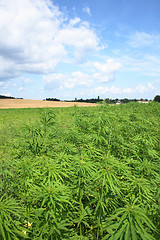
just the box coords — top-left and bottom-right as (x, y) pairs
(102, 198), (156, 240)
(0, 194), (28, 239)
(153, 95), (160, 103)
(0, 102), (160, 239)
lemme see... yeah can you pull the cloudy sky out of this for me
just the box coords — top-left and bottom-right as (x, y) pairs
(0, 0), (160, 100)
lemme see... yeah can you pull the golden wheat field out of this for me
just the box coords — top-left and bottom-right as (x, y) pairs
(0, 99), (98, 109)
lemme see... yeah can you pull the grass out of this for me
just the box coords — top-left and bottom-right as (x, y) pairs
(0, 102), (160, 239)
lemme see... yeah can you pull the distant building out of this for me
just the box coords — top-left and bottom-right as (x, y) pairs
(137, 100), (148, 103)
(116, 101), (121, 105)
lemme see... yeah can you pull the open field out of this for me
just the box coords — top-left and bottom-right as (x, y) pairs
(0, 99), (98, 109)
(0, 102), (160, 239)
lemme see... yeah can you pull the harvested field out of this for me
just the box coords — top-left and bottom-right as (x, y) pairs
(0, 99), (98, 109)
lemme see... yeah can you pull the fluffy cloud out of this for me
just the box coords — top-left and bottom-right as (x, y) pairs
(93, 59), (121, 83)
(0, 0), (64, 78)
(43, 58), (121, 91)
(0, 56), (18, 80)
(43, 71), (93, 90)
(69, 71), (93, 87)
(43, 73), (65, 89)
(0, 0), (100, 80)
(69, 17), (81, 26)
(94, 82), (155, 95)
(55, 25), (100, 63)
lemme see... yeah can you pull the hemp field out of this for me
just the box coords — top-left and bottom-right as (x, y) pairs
(0, 102), (160, 239)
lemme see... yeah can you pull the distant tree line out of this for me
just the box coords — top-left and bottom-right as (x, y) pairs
(105, 98), (149, 104)
(0, 95), (15, 99)
(1, 94), (159, 103)
(45, 95), (160, 103)
(0, 95), (23, 99)
(72, 97), (150, 104)
(45, 98), (60, 101)
(73, 96), (103, 103)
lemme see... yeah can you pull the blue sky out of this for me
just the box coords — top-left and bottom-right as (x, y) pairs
(0, 0), (160, 100)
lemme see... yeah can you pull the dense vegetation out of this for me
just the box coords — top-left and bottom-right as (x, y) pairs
(0, 102), (160, 239)
(0, 95), (23, 99)
(69, 97), (149, 104)
(0, 95), (16, 99)
(73, 96), (103, 103)
(45, 98), (60, 101)
(153, 95), (160, 103)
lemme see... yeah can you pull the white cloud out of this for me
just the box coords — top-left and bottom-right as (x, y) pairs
(138, 82), (154, 93)
(0, 0), (64, 78)
(43, 73), (64, 89)
(147, 82), (154, 90)
(128, 31), (160, 48)
(71, 71), (93, 87)
(83, 7), (91, 16)
(43, 57), (122, 92)
(43, 71), (93, 91)
(95, 86), (121, 94)
(0, 56), (19, 80)
(0, 0), (100, 79)
(94, 82), (155, 97)
(120, 54), (160, 78)
(69, 17), (81, 26)
(93, 59), (121, 83)
(2, 81), (17, 89)
(55, 25), (100, 63)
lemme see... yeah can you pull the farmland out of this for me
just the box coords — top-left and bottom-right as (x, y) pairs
(0, 102), (160, 239)
(0, 99), (98, 109)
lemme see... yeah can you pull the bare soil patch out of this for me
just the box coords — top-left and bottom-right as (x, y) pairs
(0, 99), (98, 109)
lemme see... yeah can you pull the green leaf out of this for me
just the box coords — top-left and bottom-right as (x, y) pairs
(130, 221), (138, 240)
(135, 222), (155, 240)
(112, 222), (128, 240)
(124, 222), (130, 240)
(101, 233), (111, 240)
(0, 222), (6, 240)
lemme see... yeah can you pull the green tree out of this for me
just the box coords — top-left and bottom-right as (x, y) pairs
(105, 98), (111, 104)
(153, 95), (160, 102)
